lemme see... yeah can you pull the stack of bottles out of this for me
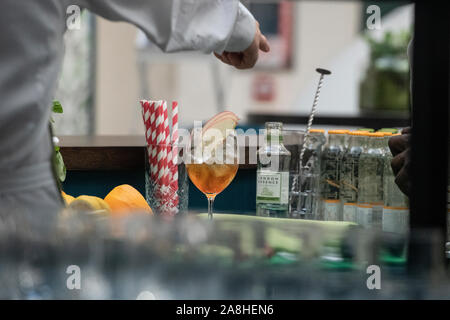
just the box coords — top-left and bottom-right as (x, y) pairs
(318, 128), (409, 234)
(254, 123), (409, 234)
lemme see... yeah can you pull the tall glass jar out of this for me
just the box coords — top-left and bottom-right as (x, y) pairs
(319, 130), (346, 221)
(357, 132), (385, 228)
(382, 132), (409, 234)
(287, 129), (326, 219)
(340, 131), (368, 223)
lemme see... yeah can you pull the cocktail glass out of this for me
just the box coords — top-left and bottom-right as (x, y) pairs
(186, 130), (239, 219)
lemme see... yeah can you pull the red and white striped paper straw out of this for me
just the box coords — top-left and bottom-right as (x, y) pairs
(155, 101), (166, 185)
(163, 101), (171, 187)
(171, 101), (179, 193)
(141, 100), (155, 180)
(149, 101), (157, 181)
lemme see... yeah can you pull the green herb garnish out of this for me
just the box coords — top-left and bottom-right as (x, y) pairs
(51, 100), (66, 183)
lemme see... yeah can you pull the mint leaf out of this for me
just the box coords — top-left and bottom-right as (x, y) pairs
(54, 149), (66, 182)
(52, 100), (63, 114)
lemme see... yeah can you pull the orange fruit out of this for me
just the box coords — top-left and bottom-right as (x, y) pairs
(104, 184), (153, 215)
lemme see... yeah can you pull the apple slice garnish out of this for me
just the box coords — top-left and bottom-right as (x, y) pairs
(189, 112), (239, 160)
(202, 111), (240, 140)
(188, 111), (240, 164)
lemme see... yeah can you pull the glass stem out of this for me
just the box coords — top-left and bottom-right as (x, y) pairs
(207, 195), (216, 220)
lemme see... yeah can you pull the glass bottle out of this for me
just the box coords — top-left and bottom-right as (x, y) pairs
(382, 133), (409, 234)
(357, 132), (385, 228)
(256, 122), (291, 218)
(290, 129), (326, 219)
(319, 130), (346, 221)
(342, 130), (351, 154)
(308, 129), (326, 219)
(340, 131), (367, 223)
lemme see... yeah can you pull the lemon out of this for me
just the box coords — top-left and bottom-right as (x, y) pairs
(68, 195), (111, 214)
(61, 191), (75, 205)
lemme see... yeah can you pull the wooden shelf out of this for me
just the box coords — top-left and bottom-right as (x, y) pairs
(59, 136), (257, 171)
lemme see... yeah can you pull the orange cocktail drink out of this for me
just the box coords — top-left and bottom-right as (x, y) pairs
(186, 163), (238, 197)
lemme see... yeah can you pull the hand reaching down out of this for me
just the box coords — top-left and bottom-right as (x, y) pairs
(388, 127), (412, 196)
(214, 21), (270, 70)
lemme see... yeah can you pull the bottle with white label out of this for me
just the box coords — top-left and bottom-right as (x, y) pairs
(357, 132), (385, 228)
(319, 130), (346, 221)
(382, 133), (409, 234)
(256, 122), (291, 218)
(340, 131), (368, 223)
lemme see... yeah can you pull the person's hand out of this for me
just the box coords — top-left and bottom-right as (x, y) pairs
(214, 21), (270, 69)
(388, 127), (412, 196)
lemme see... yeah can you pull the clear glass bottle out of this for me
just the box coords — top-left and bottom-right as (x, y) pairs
(340, 131), (367, 223)
(283, 129), (303, 218)
(319, 130), (346, 221)
(308, 129), (326, 219)
(357, 132), (385, 228)
(256, 122), (291, 218)
(382, 133), (409, 234)
(342, 130), (351, 154)
(290, 129), (326, 219)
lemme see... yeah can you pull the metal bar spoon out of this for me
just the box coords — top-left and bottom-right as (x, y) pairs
(299, 68), (331, 165)
(291, 68), (331, 217)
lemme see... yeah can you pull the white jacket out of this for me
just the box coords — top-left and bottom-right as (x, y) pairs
(0, 0), (255, 222)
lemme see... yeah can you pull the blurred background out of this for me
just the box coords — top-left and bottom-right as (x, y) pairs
(53, 0), (413, 136)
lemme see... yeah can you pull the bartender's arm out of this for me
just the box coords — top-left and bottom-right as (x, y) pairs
(76, 0), (269, 69)
(389, 127), (411, 196)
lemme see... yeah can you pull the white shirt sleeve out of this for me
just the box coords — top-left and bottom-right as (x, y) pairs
(76, 0), (256, 54)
